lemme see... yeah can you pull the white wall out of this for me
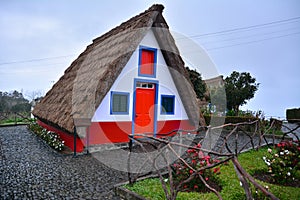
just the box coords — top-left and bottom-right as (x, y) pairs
(92, 30), (188, 122)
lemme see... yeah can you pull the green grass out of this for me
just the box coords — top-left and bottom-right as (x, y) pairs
(124, 147), (300, 200)
(0, 117), (34, 125)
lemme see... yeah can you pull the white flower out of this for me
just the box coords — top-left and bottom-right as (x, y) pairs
(275, 154), (279, 157)
(240, 181), (243, 186)
(287, 172), (291, 176)
(262, 156), (266, 160)
(268, 148), (272, 153)
(164, 178), (168, 183)
(284, 150), (289, 154)
(280, 152), (284, 155)
(265, 185), (269, 190)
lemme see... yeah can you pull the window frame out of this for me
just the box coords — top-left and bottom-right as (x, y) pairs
(161, 95), (175, 115)
(110, 91), (130, 115)
(138, 46), (157, 78)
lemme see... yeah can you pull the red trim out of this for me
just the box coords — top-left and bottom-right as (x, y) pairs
(89, 121), (131, 145)
(37, 119), (196, 152)
(37, 120), (84, 152)
(88, 120), (196, 144)
(157, 120), (196, 137)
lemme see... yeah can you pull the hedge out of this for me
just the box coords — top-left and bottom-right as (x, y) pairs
(286, 108), (300, 123)
(203, 115), (258, 132)
(203, 115), (258, 126)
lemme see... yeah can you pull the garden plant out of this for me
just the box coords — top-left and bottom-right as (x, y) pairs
(28, 122), (65, 151)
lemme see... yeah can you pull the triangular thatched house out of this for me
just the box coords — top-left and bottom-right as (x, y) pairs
(33, 4), (203, 152)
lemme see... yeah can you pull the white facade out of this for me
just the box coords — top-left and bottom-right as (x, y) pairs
(92, 29), (188, 122)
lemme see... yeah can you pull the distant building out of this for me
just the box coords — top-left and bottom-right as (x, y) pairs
(204, 75), (224, 89)
(30, 97), (43, 118)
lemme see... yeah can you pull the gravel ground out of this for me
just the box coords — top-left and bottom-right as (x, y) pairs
(0, 126), (127, 200)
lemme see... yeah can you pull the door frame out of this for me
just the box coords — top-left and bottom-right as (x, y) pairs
(132, 78), (159, 137)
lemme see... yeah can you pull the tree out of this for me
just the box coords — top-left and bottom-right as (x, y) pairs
(24, 90), (43, 102)
(186, 67), (207, 99)
(225, 71), (259, 115)
(0, 90), (31, 113)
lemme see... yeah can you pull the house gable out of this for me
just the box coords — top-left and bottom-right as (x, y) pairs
(92, 29), (189, 124)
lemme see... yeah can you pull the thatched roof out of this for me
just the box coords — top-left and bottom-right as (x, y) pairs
(33, 4), (201, 134)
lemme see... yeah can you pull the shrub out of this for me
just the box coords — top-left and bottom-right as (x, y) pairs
(172, 144), (221, 192)
(28, 122), (65, 151)
(263, 140), (300, 184)
(203, 115), (258, 132)
(204, 115), (258, 125)
(286, 108), (300, 123)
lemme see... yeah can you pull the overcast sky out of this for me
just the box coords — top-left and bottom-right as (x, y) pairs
(0, 0), (299, 118)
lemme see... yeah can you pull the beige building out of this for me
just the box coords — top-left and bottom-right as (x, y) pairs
(204, 75), (224, 89)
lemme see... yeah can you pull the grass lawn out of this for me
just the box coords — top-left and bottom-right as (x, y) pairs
(0, 117), (34, 126)
(124, 147), (300, 200)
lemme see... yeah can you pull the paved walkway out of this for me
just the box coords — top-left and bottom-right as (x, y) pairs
(0, 126), (126, 199)
(282, 122), (300, 140)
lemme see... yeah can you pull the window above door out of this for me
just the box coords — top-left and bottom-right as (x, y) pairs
(138, 46), (157, 78)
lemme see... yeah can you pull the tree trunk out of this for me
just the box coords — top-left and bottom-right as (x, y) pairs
(234, 105), (239, 116)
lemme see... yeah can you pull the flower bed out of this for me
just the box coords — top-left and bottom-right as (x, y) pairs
(259, 140), (300, 186)
(28, 122), (65, 151)
(124, 147), (300, 199)
(172, 144), (222, 193)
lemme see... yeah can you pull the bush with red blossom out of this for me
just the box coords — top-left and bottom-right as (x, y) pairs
(172, 143), (221, 192)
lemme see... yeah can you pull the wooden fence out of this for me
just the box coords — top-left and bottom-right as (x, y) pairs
(0, 112), (32, 125)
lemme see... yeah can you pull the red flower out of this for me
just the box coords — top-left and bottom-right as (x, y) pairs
(213, 167), (220, 174)
(194, 185), (198, 189)
(183, 185), (188, 189)
(197, 143), (201, 148)
(189, 169), (194, 174)
(191, 159), (196, 164)
(277, 143), (281, 147)
(204, 155), (211, 160)
(205, 177), (209, 181)
(198, 151), (204, 158)
(187, 149), (194, 153)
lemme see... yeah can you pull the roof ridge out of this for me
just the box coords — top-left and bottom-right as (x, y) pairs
(146, 4), (164, 13)
(92, 4), (164, 44)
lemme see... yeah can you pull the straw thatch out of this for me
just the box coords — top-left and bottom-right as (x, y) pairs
(33, 4), (201, 134)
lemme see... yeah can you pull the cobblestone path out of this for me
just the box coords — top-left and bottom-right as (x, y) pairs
(0, 126), (126, 199)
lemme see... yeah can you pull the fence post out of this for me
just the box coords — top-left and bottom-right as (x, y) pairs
(73, 126), (77, 157)
(128, 135), (133, 185)
(86, 126), (90, 154)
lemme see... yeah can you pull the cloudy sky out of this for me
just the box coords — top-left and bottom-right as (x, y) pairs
(0, 0), (299, 118)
